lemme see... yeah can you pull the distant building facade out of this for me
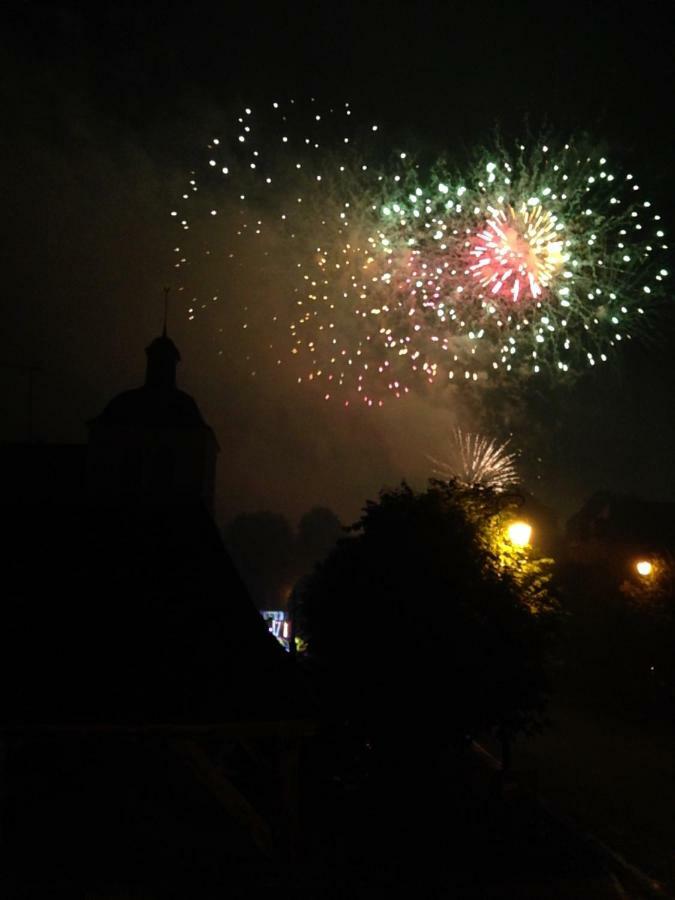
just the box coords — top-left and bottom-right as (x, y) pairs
(0, 329), (310, 727)
(261, 609), (293, 652)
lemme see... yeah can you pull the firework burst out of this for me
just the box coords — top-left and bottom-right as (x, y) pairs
(171, 110), (668, 405)
(469, 203), (564, 301)
(429, 429), (519, 492)
(371, 139), (668, 382)
(170, 99), (416, 406)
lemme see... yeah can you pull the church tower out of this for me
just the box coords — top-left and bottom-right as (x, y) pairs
(87, 332), (219, 512)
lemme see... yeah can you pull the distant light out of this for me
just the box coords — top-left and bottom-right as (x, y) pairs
(507, 521), (532, 547)
(636, 560), (653, 577)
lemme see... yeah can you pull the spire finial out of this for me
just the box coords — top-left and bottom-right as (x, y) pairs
(162, 286), (170, 337)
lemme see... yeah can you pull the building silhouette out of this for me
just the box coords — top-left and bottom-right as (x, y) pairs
(0, 329), (313, 871)
(87, 334), (218, 510)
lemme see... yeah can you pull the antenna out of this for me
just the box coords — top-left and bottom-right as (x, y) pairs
(162, 286), (170, 337)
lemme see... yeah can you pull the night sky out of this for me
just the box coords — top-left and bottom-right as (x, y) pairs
(3, 1), (674, 527)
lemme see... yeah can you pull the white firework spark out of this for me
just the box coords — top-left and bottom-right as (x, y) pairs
(430, 428), (519, 492)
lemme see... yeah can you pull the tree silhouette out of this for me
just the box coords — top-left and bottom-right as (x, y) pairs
(300, 480), (558, 762)
(297, 506), (343, 570)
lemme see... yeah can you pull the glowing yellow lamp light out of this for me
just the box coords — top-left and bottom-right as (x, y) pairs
(636, 560), (653, 577)
(507, 521), (532, 547)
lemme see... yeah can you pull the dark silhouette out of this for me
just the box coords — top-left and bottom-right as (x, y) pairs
(0, 331), (314, 892)
(223, 506), (343, 611)
(561, 493), (675, 717)
(299, 481), (559, 767)
(297, 506), (343, 570)
(87, 334), (219, 512)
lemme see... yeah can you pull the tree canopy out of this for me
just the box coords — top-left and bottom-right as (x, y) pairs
(300, 480), (558, 749)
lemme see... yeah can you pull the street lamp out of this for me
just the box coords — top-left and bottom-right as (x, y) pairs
(635, 559), (653, 577)
(507, 520), (532, 547)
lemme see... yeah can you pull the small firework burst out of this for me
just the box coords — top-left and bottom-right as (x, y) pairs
(430, 429), (519, 492)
